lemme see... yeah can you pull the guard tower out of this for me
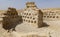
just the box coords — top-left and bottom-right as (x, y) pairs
(22, 2), (43, 28)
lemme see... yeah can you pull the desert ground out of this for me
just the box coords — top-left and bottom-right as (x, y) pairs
(0, 21), (60, 37)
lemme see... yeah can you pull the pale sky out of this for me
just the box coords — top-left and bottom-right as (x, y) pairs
(0, 0), (60, 10)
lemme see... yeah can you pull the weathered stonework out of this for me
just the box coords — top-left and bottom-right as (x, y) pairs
(2, 8), (22, 31)
(42, 8), (60, 21)
(21, 2), (43, 28)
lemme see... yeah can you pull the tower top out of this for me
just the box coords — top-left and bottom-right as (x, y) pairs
(26, 2), (35, 4)
(26, 2), (37, 8)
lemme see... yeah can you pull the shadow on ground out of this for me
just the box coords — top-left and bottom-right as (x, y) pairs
(38, 22), (49, 28)
(43, 22), (49, 27)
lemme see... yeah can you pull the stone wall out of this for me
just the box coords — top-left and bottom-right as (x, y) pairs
(22, 2), (43, 28)
(42, 8), (60, 21)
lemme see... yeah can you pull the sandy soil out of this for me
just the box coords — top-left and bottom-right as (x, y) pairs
(0, 21), (60, 37)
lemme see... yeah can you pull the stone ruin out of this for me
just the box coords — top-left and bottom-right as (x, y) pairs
(2, 7), (22, 32)
(22, 2), (43, 28)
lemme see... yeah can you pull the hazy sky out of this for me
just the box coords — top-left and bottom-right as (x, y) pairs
(0, 0), (60, 10)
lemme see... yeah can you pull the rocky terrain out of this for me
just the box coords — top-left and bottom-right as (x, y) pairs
(0, 21), (60, 37)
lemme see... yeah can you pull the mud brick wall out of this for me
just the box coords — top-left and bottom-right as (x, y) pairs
(2, 8), (22, 30)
